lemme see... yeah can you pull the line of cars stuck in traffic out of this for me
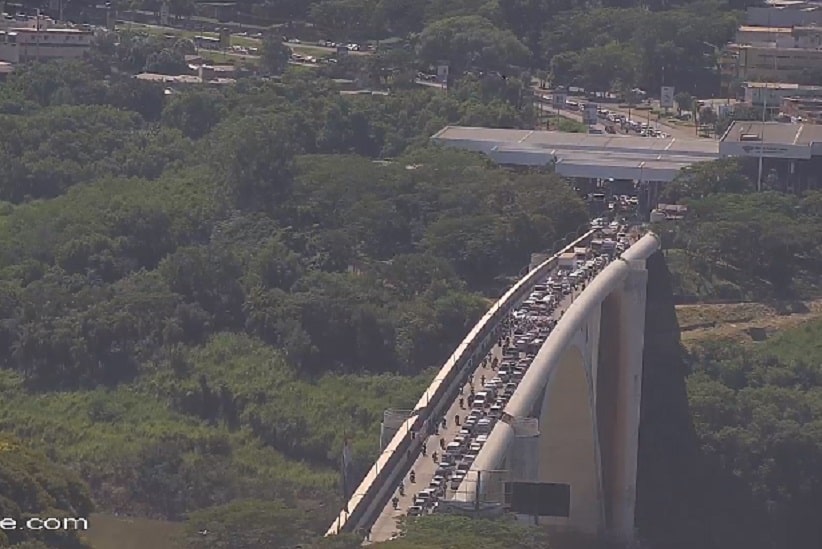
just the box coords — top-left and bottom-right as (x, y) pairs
(405, 223), (631, 517)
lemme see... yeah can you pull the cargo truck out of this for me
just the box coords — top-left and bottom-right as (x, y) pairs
(558, 252), (576, 269)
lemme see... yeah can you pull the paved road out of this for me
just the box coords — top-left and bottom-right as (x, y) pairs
(367, 267), (589, 543)
(534, 91), (702, 140)
(536, 103), (607, 132)
(602, 105), (700, 140)
(548, 103), (697, 139)
(367, 343), (504, 543)
(117, 21), (370, 56)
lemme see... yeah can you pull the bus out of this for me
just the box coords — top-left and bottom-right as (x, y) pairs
(194, 35), (220, 49)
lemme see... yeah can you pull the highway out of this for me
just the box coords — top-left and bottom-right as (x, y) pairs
(534, 92), (699, 140)
(366, 230), (624, 543)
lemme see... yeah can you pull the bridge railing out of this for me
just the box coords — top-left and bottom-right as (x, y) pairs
(461, 231), (662, 503)
(326, 228), (598, 537)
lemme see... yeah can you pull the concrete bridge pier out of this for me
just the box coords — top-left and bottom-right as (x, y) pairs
(601, 259), (648, 541)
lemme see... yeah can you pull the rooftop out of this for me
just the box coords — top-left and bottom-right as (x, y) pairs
(431, 126), (719, 155)
(722, 121), (822, 144)
(738, 25), (794, 32)
(745, 81), (802, 89)
(431, 126), (719, 181)
(11, 27), (92, 33)
(762, 0), (822, 8)
(728, 42), (822, 52)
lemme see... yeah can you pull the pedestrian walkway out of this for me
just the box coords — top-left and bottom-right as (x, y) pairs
(365, 246), (613, 544)
(368, 344), (504, 542)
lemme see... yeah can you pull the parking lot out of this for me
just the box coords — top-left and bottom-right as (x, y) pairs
(368, 221), (634, 543)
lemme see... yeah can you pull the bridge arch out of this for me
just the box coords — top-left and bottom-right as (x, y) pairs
(537, 343), (603, 534)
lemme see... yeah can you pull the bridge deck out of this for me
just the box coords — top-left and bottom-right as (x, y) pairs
(368, 254), (602, 542)
(368, 344), (504, 543)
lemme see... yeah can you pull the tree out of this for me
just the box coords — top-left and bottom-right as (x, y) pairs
(309, 0), (381, 41)
(417, 16), (530, 74)
(660, 158), (754, 203)
(210, 114), (300, 210)
(572, 41), (638, 92)
(143, 48), (188, 75)
(261, 34), (291, 75)
(699, 105), (717, 127)
(674, 91), (694, 116)
(161, 90), (225, 139)
(0, 435), (93, 548)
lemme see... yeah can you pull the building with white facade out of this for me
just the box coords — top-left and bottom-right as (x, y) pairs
(746, 1), (822, 27)
(0, 16), (92, 63)
(743, 81), (822, 106)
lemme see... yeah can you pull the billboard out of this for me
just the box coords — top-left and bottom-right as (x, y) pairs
(552, 92), (567, 109)
(719, 141), (812, 160)
(583, 103), (598, 125)
(660, 86), (675, 109)
(507, 482), (571, 517)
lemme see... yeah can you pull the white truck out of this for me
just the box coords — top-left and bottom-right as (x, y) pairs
(558, 252), (576, 269)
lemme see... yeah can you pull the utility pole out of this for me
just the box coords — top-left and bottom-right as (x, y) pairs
(474, 470), (480, 516)
(757, 87), (767, 192)
(694, 99), (699, 136)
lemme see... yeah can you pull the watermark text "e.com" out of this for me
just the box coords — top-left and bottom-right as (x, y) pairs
(1, 517), (89, 531)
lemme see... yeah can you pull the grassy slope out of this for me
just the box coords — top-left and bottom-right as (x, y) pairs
(0, 333), (430, 549)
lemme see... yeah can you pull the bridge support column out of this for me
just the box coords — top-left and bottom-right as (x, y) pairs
(609, 260), (648, 541)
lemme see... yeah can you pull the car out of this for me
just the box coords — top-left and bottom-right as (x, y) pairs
(437, 461), (454, 472)
(420, 488), (437, 500)
(476, 418), (493, 434)
(445, 441), (462, 455)
(408, 505), (423, 516)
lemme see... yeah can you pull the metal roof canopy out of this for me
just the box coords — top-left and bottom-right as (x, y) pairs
(432, 126), (720, 182)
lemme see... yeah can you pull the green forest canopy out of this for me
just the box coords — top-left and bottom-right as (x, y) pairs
(0, 5), (821, 545)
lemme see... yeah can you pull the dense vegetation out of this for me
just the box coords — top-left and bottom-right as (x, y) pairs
(655, 159), (822, 301)
(0, 433), (93, 548)
(687, 319), (822, 549)
(30, 0), (750, 96)
(1, 1), (821, 548)
(0, 56), (586, 547)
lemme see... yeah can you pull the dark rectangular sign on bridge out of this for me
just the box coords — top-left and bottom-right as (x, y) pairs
(506, 481), (570, 517)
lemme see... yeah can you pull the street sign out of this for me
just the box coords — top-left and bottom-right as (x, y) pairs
(583, 103), (598, 125)
(660, 86), (675, 109)
(552, 92), (567, 109)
